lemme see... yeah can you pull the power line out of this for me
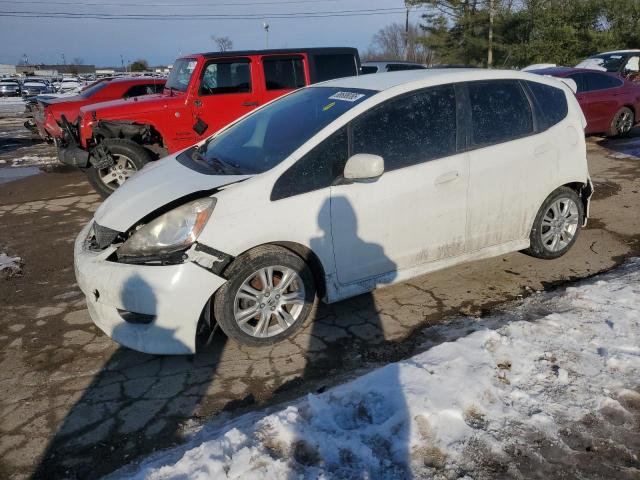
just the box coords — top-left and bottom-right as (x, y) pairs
(0, 7), (419, 21)
(2, 0), (350, 6)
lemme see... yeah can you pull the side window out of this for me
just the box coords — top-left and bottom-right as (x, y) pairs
(361, 65), (378, 74)
(526, 81), (568, 131)
(468, 80), (533, 146)
(271, 128), (348, 201)
(313, 54), (357, 82)
(584, 72), (623, 91)
(263, 57), (305, 90)
(567, 73), (586, 93)
(199, 59), (251, 95)
(123, 85), (149, 98)
(351, 86), (457, 171)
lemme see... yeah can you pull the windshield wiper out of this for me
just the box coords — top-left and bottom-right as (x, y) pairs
(191, 148), (243, 175)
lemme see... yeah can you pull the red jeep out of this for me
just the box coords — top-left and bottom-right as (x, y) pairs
(57, 47), (360, 196)
(27, 77), (166, 142)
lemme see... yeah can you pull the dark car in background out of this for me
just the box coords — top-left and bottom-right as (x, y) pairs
(361, 60), (426, 74)
(21, 80), (53, 97)
(0, 79), (21, 97)
(533, 67), (640, 137)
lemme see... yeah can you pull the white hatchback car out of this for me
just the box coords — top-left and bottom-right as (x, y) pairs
(74, 69), (593, 354)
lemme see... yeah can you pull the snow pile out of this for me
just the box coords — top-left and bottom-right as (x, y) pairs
(10, 155), (59, 167)
(113, 261), (640, 479)
(0, 253), (22, 276)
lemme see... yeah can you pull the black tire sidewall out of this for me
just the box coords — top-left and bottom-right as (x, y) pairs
(527, 187), (584, 259)
(213, 246), (316, 346)
(86, 139), (151, 198)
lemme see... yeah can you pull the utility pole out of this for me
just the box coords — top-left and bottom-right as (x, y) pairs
(61, 53), (66, 65)
(404, 6), (410, 60)
(487, 0), (494, 68)
(120, 54), (125, 73)
(263, 22), (270, 49)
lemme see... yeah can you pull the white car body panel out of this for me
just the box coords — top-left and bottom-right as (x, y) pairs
(74, 69), (593, 353)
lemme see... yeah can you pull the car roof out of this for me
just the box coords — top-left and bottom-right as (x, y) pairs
(531, 66), (623, 77)
(193, 47), (358, 59)
(363, 61), (425, 66)
(314, 68), (564, 92)
(596, 49), (640, 55)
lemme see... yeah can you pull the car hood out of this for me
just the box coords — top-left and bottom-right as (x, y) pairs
(94, 152), (252, 232)
(79, 93), (182, 118)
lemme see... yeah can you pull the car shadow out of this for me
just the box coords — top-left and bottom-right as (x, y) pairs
(595, 126), (640, 159)
(31, 274), (229, 479)
(0, 137), (44, 155)
(291, 195), (411, 478)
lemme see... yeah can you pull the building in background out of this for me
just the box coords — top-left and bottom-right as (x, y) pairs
(0, 64), (17, 77)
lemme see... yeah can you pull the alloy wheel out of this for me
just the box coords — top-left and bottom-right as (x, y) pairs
(98, 155), (137, 190)
(233, 266), (306, 338)
(540, 197), (579, 252)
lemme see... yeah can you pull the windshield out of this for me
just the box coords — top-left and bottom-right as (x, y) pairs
(80, 80), (109, 98)
(165, 58), (197, 92)
(183, 86), (375, 175)
(576, 54), (627, 72)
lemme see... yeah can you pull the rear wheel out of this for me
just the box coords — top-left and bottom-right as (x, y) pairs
(607, 107), (634, 137)
(213, 245), (316, 346)
(86, 138), (151, 197)
(525, 187), (584, 259)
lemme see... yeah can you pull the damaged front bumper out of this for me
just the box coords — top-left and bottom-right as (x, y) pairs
(74, 222), (227, 354)
(57, 115), (90, 168)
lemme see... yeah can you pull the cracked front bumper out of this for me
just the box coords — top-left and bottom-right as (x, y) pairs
(74, 223), (226, 354)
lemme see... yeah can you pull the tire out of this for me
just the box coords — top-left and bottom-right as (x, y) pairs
(525, 186), (584, 260)
(606, 106), (634, 138)
(85, 138), (152, 198)
(213, 245), (316, 346)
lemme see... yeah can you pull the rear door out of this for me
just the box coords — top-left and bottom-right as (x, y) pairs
(192, 56), (258, 139)
(465, 80), (539, 250)
(259, 54), (308, 105)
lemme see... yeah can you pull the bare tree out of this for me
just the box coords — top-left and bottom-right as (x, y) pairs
(211, 35), (233, 52)
(364, 22), (433, 65)
(72, 57), (84, 65)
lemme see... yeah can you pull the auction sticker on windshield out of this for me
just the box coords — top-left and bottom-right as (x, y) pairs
(329, 91), (366, 102)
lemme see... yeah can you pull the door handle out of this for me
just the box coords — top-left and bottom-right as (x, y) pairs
(434, 170), (459, 185)
(194, 99), (202, 108)
(534, 145), (552, 157)
(242, 101), (259, 106)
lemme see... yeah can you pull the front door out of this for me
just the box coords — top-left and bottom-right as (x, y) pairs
(192, 57), (259, 140)
(330, 85), (468, 285)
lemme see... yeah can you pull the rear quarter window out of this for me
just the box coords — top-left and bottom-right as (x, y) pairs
(313, 54), (357, 82)
(526, 81), (568, 131)
(468, 80), (533, 147)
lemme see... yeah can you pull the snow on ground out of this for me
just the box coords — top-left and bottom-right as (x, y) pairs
(0, 97), (26, 118)
(112, 261), (640, 479)
(0, 252), (22, 276)
(9, 154), (58, 167)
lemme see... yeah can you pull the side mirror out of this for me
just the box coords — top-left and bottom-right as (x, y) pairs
(343, 154), (384, 182)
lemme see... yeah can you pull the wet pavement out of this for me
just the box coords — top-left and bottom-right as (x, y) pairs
(1, 108), (640, 479)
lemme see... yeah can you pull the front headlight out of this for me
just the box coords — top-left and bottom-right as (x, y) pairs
(118, 197), (216, 259)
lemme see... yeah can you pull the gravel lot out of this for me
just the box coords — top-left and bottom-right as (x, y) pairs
(1, 102), (639, 479)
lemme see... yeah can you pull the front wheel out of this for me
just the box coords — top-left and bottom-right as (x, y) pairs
(213, 245), (316, 346)
(86, 138), (151, 197)
(524, 187), (584, 259)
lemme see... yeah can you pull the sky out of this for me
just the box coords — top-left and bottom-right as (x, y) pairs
(0, 0), (426, 67)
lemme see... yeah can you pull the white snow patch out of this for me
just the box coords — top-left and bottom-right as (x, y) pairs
(0, 253), (22, 275)
(11, 155), (58, 167)
(110, 260), (640, 479)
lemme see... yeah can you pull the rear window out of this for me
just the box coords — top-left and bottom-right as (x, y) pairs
(312, 54), (357, 82)
(468, 80), (533, 146)
(263, 57), (305, 90)
(526, 81), (568, 130)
